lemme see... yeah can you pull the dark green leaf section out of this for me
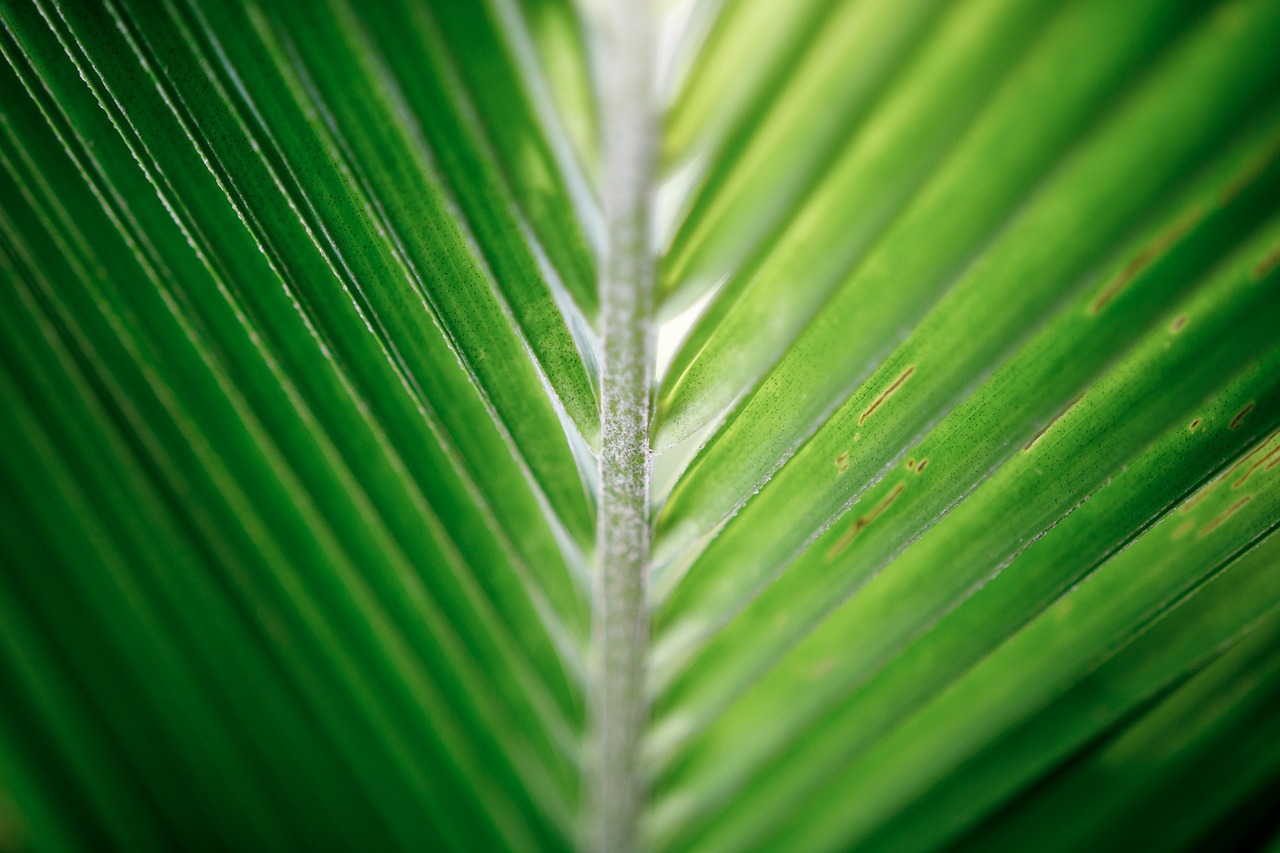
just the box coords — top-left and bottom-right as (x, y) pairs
(0, 694), (81, 853)
(61, 0), (598, 541)
(425, 0), (602, 320)
(242, 0), (602, 476)
(0, 0), (599, 846)
(277, 0), (604, 434)
(5, 0), (587, 676)
(954, 591), (1280, 853)
(138, 0), (594, 571)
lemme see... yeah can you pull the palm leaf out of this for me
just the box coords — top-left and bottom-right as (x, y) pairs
(1, 0), (1279, 850)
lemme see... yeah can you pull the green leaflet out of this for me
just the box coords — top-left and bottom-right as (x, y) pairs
(659, 0), (953, 310)
(680, 514), (1280, 850)
(308, 0), (604, 432)
(0, 703), (78, 853)
(5, 0), (599, 552)
(0, 356), (318, 849)
(116, 0), (594, 540)
(954, 602), (1280, 853)
(152, 0), (592, 624)
(0, 0), (600, 845)
(511, 0), (601, 187)
(5, 0), (587, 708)
(0, 145), (568, 849)
(0, 573), (173, 851)
(654, 89), (1280, 652)
(769, 431), (1280, 852)
(650, 238), (1280, 844)
(426, 0), (602, 320)
(661, 0), (827, 175)
(653, 0), (1266, 491)
(649, 209), (1280, 824)
(673, 397), (1280, 848)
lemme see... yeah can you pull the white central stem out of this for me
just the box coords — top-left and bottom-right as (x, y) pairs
(588, 0), (656, 850)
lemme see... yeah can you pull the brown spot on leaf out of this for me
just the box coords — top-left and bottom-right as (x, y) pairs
(1229, 402), (1255, 431)
(826, 483), (907, 558)
(1180, 440), (1269, 512)
(1170, 315), (1188, 333)
(1171, 518), (1196, 541)
(810, 658), (836, 680)
(1089, 207), (1202, 314)
(1217, 442), (1271, 487)
(1255, 244), (1280, 280)
(859, 366), (915, 425)
(906, 458), (916, 471)
(1189, 418), (1201, 431)
(915, 458), (928, 472)
(1200, 495), (1252, 538)
(1234, 444), (1280, 489)
(1219, 144), (1279, 205)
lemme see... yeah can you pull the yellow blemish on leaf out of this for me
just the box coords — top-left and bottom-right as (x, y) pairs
(1200, 495), (1252, 538)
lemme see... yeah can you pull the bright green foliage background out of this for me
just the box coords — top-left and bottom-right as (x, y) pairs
(2, 0), (1280, 850)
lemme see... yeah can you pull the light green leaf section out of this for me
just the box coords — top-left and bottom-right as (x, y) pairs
(661, 0), (827, 175)
(511, 0), (601, 186)
(664, 452), (1280, 850)
(648, 211), (1280, 840)
(766, 433), (1280, 852)
(659, 0), (953, 310)
(660, 0), (1269, 471)
(655, 86), (1280, 642)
